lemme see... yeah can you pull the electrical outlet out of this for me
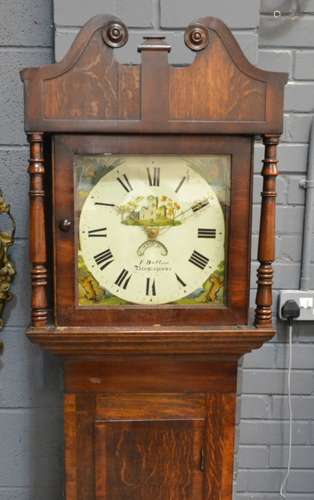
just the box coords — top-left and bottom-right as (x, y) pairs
(278, 290), (314, 321)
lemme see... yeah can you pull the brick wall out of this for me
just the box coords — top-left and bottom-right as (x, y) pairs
(236, 2), (314, 498)
(0, 1), (64, 499)
(54, 0), (260, 65)
(1, 0), (314, 498)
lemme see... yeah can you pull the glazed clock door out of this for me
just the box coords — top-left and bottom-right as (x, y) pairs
(54, 134), (253, 326)
(95, 419), (205, 499)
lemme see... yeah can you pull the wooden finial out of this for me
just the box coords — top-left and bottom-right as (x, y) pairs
(184, 23), (210, 51)
(102, 20), (128, 48)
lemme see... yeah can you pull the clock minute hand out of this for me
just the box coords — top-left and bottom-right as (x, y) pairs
(174, 199), (210, 221)
(157, 198), (211, 238)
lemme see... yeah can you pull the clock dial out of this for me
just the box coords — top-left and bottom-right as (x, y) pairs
(78, 156), (227, 305)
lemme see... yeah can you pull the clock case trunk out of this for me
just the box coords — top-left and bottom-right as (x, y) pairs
(20, 14), (287, 500)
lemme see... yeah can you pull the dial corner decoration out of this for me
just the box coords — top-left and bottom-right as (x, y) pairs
(76, 155), (230, 307)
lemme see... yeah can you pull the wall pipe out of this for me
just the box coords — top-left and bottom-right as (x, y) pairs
(299, 117), (314, 291)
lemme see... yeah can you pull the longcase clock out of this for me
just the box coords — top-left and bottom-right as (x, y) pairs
(21, 15), (287, 500)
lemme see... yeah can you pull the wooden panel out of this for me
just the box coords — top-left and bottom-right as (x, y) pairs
(76, 395), (96, 500)
(64, 357), (237, 394)
(204, 394), (236, 499)
(96, 394), (206, 420)
(64, 394), (97, 500)
(63, 379), (237, 499)
(95, 419), (205, 500)
(64, 395), (78, 500)
(44, 33), (140, 121)
(64, 391), (236, 500)
(169, 31), (265, 122)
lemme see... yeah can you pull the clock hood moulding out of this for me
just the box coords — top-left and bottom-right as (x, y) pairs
(20, 14), (287, 135)
(26, 325), (275, 358)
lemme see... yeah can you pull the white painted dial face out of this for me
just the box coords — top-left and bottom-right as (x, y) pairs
(79, 156), (226, 305)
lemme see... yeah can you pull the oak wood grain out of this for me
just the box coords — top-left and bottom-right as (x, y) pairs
(169, 31), (266, 122)
(76, 394), (96, 500)
(96, 394), (206, 420)
(20, 15), (287, 134)
(64, 394), (78, 500)
(64, 356), (238, 394)
(44, 34), (140, 121)
(204, 394), (235, 499)
(95, 419), (205, 499)
(64, 386), (237, 499)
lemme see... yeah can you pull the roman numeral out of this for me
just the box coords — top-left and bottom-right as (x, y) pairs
(117, 174), (133, 192)
(192, 200), (209, 213)
(94, 249), (114, 270)
(88, 227), (107, 237)
(115, 269), (132, 289)
(147, 167), (160, 187)
(198, 228), (216, 239)
(94, 202), (115, 207)
(146, 277), (156, 296)
(175, 273), (186, 287)
(189, 250), (209, 270)
(175, 176), (186, 193)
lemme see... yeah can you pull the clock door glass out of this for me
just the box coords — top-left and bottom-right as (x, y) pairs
(75, 155), (230, 306)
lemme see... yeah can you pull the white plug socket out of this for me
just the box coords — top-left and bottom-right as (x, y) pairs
(278, 290), (314, 321)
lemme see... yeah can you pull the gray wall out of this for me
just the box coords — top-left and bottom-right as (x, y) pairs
(0, 0), (314, 498)
(0, 1), (64, 499)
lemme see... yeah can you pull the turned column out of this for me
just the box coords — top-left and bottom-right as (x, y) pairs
(28, 132), (48, 326)
(255, 134), (280, 327)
